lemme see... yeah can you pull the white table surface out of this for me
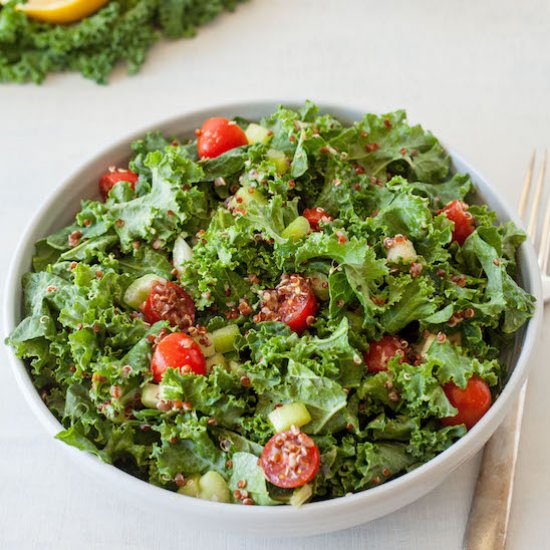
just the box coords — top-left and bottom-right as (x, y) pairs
(1, 0), (549, 548)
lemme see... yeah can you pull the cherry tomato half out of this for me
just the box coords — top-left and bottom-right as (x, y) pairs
(196, 117), (248, 159)
(440, 200), (475, 246)
(99, 169), (138, 201)
(141, 281), (195, 330)
(260, 429), (321, 489)
(441, 376), (492, 430)
(277, 274), (319, 334)
(364, 335), (407, 373)
(303, 207), (333, 232)
(151, 332), (206, 383)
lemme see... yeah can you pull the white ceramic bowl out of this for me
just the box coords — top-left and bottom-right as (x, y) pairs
(3, 102), (544, 536)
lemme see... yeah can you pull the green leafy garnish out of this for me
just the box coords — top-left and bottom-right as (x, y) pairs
(0, 0), (247, 84)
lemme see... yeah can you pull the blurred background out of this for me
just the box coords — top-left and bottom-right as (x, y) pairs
(0, 1), (548, 548)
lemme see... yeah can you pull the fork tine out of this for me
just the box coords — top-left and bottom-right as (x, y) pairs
(519, 150), (536, 219)
(527, 150), (547, 239)
(539, 183), (550, 273)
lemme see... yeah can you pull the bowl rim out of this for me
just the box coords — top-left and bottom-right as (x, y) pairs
(2, 100), (544, 524)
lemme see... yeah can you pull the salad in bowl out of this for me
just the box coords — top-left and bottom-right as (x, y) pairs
(6, 102), (535, 510)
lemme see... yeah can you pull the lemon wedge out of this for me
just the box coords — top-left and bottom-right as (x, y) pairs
(14, 0), (109, 24)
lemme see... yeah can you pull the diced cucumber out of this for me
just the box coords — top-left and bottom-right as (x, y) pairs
(211, 325), (240, 354)
(192, 332), (216, 358)
(123, 274), (166, 309)
(173, 235), (193, 276)
(206, 352), (227, 371)
(177, 473), (201, 497)
(268, 402), (312, 432)
(245, 123), (271, 145)
(197, 471), (230, 503)
(308, 271), (329, 301)
(386, 237), (417, 263)
(229, 186), (268, 210)
(290, 484), (312, 508)
(141, 383), (160, 409)
(266, 149), (289, 175)
(281, 216), (310, 241)
(228, 360), (245, 377)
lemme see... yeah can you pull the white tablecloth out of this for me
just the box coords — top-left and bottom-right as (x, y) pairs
(1, 1), (549, 548)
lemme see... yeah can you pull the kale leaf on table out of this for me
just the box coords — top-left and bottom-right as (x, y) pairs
(0, 0), (247, 84)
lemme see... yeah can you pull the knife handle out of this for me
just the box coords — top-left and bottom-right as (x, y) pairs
(462, 384), (527, 550)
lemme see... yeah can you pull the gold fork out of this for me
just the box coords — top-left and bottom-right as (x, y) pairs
(463, 152), (550, 549)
